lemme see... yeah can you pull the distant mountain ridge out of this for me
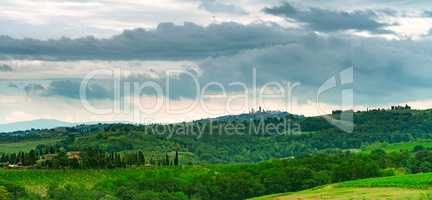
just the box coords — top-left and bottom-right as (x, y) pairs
(0, 119), (137, 133)
(0, 119), (76, 133)
(0, 111), (300, 133)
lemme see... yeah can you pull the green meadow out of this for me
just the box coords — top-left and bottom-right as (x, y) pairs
(0, 166), (208, 197)
(250, 173), (432, 200)
(0, 139), (59, 153)
(363, 139), (432, 153)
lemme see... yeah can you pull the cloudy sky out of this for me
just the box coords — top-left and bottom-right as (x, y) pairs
(0, 0), (432, 124)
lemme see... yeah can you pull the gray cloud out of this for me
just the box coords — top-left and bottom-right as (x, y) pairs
(264, 2), (393, 33)
(126, 69), (201, 100)
(0, 18), (115, 40)
(0, 22), (298, 60)
(14, 32), (432, 106)
(1, 16), (430, 106)
(0, 63), (13, 72)
(113, 33), (432, 104)
(20, 75), (200, 100)
(424, 10), (432, 17)
(43, 80), (112, 100)
(22, 80), (112, 100)
(7, 83), (18, 88)
(196, 34), (432, 104)
(24, 83), (45, 96)
(198, 0), (248, 15)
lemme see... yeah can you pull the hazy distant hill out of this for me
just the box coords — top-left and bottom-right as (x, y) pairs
(0, 119), (75, 133)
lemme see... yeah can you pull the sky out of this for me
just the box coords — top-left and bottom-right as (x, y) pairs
(0, 0), (432, 124)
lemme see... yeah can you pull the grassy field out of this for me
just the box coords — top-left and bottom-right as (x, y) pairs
(363, 139), (432, 153)
(0, 169), (116, 196)
(249, 173), (432, 200)
(0, 166), (211, 197)
(0, 139), (60, 153)
(252, 186), (432, 200)
(338, 172), (432, 189)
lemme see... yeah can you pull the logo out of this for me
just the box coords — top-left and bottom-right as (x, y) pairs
(316, 67), (354, 133)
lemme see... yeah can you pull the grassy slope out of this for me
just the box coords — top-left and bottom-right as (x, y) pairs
(0, 166), (212, 197)
(253, 187), (432, 200)
(338, 172), (432, 188)
(0, 169), (120, 196)
(0, 138), (60, 153)
(250, 173), (432, 200)
(363, 139), (432, 153)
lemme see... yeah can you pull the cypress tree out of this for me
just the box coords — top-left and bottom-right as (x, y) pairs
(138, 151), (145, 165)
(165, 153), (170, 166)
(174, 151), (179, 166)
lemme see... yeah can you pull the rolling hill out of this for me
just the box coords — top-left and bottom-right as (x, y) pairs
(249, 173), (432, 200)
(1, 108), (432, 163)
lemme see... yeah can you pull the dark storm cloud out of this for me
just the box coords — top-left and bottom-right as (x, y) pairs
(115, 32), (432, 104)
(264, 2), (393, 33)
(197, 34), (432, 104)
(0, 63), (13, 72)
(0, 22), (299, 60)
(2, 17), (430, 106)
(16, 33), (431, 105)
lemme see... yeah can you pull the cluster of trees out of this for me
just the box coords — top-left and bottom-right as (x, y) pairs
(41, 150), (179, 169)
(37, 148), (432, 200)
(390, 104), (411, 110)
(0, 144), (62, 167)
(0, 146), (180, 169)
(0, 150), (37, 166)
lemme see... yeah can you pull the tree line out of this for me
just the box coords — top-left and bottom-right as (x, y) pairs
(43, 147), (432, 200)
(0, 144), (180, 169)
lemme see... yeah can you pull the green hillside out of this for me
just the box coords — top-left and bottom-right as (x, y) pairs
(2, 109), (432, 163)
(251, 186), (432, 200)
(0, 166), (210, 197)
(250, 173), (432, 200)
(363, 140), (432, 153)
(1, 109), (432, 199)
(0, 138), (59, 153)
